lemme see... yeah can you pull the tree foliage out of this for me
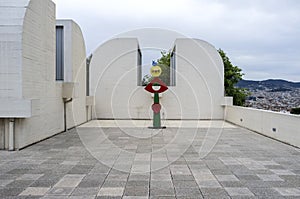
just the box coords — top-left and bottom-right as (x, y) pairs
(290, 107), (300, 115)
(141, 51), (171, 86)
(218, 49), (248, 106)
(142, 49), (247, 106)
(157, 51), (171, 85)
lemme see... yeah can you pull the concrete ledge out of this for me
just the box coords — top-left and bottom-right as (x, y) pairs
(62, 82), (79, 99)
(79, 119), (237, 128)
(221, 97), (233, 106)
(225, 105), (300, 147)
(0, 99), (33, 118)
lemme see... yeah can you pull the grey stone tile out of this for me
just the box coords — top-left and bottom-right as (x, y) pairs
(67, 165), (94, 174)
(96, 196), (122, 199)
(6, 180), (34, 188)
(219, 181), (244, 187)
(102, 180), (126, 188)
(172, 175), (194, 181)
(46, 187), (75, 195)
(71, 187), (99, 196)
(236, 175), (260, 181)
(151, 181), (173, 189)
(151, 174), (172, 181)
(225, 187), (255, 196)
(172, 180), (199, 189)
(53, 174), (85, 187)
(69, 196), (96, 199)
(196, 180), (222, 188)
(0, 179), (14, 187)
(77, 177), (105, 188)
(97, 187), (124, 196)
(175, 187), (202, 196)
(30, 180), (60, 187)
(150, 187), (175, 196)
(200, 187), (229, 197)
(256, 174), (284, 181)
(215, 175), (239, 182)
(128, 174), (150, 181)
(19, 187), (50, 196)
(124, 185), (149, 196)
(249, 188), (282, 197)
(176, 196), (204, 199)
(105, 174), (128, 182)
(126, 180), (149, 187)
(16, 174), (44, 181)
(273, 188), (300, 196)
(0, 187), (24, 197)
(270, 169), (296, 175)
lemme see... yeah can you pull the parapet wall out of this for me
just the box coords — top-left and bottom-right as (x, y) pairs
(225, 106), (300, 147)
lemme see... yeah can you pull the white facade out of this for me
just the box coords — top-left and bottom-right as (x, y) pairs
(90, 38), (231, 120)
(0, 0), (88, 150)
(56, 20), (88, 129)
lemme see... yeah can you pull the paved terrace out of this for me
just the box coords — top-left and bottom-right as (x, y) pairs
(0, 120), (300, 199)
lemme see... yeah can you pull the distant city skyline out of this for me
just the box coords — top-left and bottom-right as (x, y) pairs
(53, 0), (300, 82)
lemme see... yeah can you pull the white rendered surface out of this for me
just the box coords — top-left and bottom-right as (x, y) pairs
(225, 106), (300, 147)
(90, 38), (227, 120)
(79, 120), (237, 128)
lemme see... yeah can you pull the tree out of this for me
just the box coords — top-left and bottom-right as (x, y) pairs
(157, 51), (171, 85)
(142, 49), (248, 106)
(141, 51), (171, 86)
(290, 107), (300, 115)
(142, 74), (151, 86)
(218, 49), (248, 106)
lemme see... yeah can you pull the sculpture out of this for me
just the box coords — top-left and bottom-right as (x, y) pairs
(144, 61), (168, 128)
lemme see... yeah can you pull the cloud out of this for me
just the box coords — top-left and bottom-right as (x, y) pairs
(52, 0), (300, 81)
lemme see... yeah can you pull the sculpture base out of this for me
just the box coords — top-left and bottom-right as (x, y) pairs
(148, 126), (166, 129)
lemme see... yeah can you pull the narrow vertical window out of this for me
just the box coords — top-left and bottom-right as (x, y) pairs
(170, 46), (176, 86)
(137, 48), (142, 86)
(56, 26), (64, 81)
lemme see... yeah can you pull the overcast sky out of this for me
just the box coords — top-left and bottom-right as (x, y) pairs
(53, 0), (300, 82)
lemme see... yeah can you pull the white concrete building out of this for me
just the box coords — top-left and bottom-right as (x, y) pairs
(0, 0), (88, 150)
(1, 1), (299, 152)
(56, 20), (90, 129)
(90, 38), (232, 120)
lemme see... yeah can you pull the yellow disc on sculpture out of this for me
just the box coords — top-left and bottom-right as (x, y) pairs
(150, 65), (162, 77)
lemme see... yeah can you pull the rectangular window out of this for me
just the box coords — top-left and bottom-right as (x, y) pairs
(56, 26), (64, 81)
(137, 48), (142, 86)
(170, 46), (176, 86)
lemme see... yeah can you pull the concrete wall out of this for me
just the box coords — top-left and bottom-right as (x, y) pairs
(90, 38), (228, 120)
(225, 106), (300, 147)
(0, 0), (26, 99)
(56, 20), (87, 129)
(15, 0), (64, 149)
(164, 38), (226, 119)
(90, 38), (144, 119)
(0, 0), (88, 150)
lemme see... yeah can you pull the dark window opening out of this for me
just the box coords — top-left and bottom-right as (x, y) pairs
(170, 46), (176, 86)
(137, 48), (142, 86)
(56, 26), (64, 81)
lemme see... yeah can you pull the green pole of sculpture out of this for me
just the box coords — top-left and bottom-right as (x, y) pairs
(144, 61), (168, 129)
(153, 91), (161, 127)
